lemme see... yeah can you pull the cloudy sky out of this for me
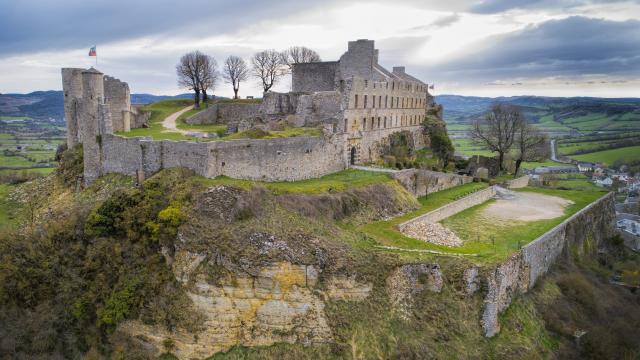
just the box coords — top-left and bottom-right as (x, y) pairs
(1, 0), (639, 98)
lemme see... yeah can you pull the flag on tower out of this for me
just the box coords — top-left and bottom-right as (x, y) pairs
(89, 46), (96, 57)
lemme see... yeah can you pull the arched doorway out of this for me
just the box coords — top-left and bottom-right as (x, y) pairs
(350, 147), (357, 165)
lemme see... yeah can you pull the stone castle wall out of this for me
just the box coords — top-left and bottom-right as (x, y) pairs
(392, 169), (473, 197)
(292, 61), (339, 92)
(101, 134), (346, 182)
(481, 192), (616, 337)
(104, 76), (131, 132)
(186, 102), (261, 125)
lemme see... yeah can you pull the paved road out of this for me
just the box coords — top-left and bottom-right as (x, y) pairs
(161, 105), (195, 134)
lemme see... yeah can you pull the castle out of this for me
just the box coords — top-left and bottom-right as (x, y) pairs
(62, 39), (443, 184)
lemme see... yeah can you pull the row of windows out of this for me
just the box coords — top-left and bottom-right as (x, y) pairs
(363, 80), (426, 92)
(343, 114), (422, 132)
(353, 94), (424, 109)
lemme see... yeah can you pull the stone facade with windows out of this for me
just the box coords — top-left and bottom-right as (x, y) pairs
(62, 39), (444, 183)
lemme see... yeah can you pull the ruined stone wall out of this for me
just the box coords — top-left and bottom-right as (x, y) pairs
(104, 75), (131, 132)
(186, 103), (261, 125)
(392, 169), (473, 197)
(506, 175), (530, 189)
(481, 192), (616, 337)
(339, 39), (377, 80)
(398, 186), (497, 231)
(292, 62), (339, 92)
(101, 134), (347, 182)
(130, 104), (150, 128)
(61, 68), (84, 147)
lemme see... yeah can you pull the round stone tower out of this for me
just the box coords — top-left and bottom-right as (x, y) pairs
(61, 68), (84, 147)
(79, 67), (105, 184)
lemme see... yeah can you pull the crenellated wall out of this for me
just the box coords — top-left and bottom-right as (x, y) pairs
(481, 192), (616, 337)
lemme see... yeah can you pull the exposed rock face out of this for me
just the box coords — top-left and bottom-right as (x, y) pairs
(120, 250), (372, 359)
(386, 264), (443, 319)
(463, 267), (480, 295)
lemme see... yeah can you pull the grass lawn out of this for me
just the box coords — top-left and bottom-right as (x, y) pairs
(358, 182), (489, 255)
(360, 184), (605, 265)
(197, 169), (395, 194)
(115, 98), (320, 142)
(520, 160), (563, 169)
(115, 99), (198, 141)
(570, 146), (640, 166)
(0, 153), (39, 168)
(453, 138), (495, 157)
(439, 187), (606, 263)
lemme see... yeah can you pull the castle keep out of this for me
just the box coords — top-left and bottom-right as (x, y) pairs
(62, 39), (443, 183)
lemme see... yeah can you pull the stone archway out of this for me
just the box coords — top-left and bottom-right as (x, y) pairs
(350, 146), (357, 165)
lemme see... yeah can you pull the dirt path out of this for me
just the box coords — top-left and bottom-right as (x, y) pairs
(482, 192), (573, 221)
(161, 105), (195, 134)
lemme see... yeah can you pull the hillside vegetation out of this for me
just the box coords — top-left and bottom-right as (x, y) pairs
(0, 146), (638, 359)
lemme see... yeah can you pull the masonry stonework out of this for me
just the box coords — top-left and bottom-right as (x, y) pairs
(63, 39), (443, 183)
(481, 192), (616, 337)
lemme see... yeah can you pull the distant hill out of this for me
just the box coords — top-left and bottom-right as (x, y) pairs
(2, 91), (639, 136)
(436, 95), (640, 135)
(0, 91), (195, 121)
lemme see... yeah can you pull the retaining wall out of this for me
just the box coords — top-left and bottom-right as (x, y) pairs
(481, 192), (616, 337)
(392, 169), (473, 197)
(186, 103), (261, 125)
(505, 175), (530, 189)
(101, 134), (346, 182)
(398, 186), (497, 231)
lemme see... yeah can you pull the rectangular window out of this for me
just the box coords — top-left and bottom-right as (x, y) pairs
(363, 118), (366, 131)
(385, 96), (388, 108)
(372, 95), (376, 108)
(344, 119), (348, 132)
(377, 117), (380, 128)
(384, 117), (387, 128)
(379, 96), (382, 108)
(364, 95), (368, 108)
(364, 80), (368, 88)
(392, 82), (395, 90)
(397, 97), (399, 108)
(354, 95), (358, 108)
(371, 117), (375, 129)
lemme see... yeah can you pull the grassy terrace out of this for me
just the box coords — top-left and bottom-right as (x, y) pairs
(360, 183), (606, 264)
(115, 98), (322, 142)
(440, 187), (606, 263)
(358, 182), (488, 253)
(197, 169), (394, 194)
(570, 145), (640, 166)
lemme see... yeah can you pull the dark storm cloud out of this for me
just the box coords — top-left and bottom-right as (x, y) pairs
(470, 0), (630, 14)
(0, 0), (322, 56)
(427, 16), (640, 81)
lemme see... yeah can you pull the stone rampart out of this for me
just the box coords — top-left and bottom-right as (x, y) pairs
(392, 169), (473, 197)
(505, 175), (530, 189)
(186, 103), (261, 125)
(101, 134), (346, 182)
(481, 192), (615, 337)
(292, 61), (339, 92)
(398, 186), (497, 231)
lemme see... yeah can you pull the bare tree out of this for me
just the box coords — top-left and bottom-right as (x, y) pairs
(177, 51), (216, 108)
(513, 118), (547, 177)
(197, 54), (218, 104)
(251, 49), (284, 93)
(280, 46), (321, 72)
(222, 55), (249, 99)
(469, 104), (522, 172)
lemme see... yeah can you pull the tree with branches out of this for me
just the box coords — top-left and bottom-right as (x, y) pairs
(222, 56), (249, 99)
(197, 54), (218, 104)
(469, 104), (521, 171)
(251, 49), (283, 93)
(513, 117), (547, 177)
(280, 46), (321, 72)
(176, 51), (216, 108)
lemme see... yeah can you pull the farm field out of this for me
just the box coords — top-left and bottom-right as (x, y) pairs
(570, 146), (640, 167)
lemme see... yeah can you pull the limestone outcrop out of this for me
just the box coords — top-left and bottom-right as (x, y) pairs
(386, 263), (443, 319)
(119, 249), (372, 359)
